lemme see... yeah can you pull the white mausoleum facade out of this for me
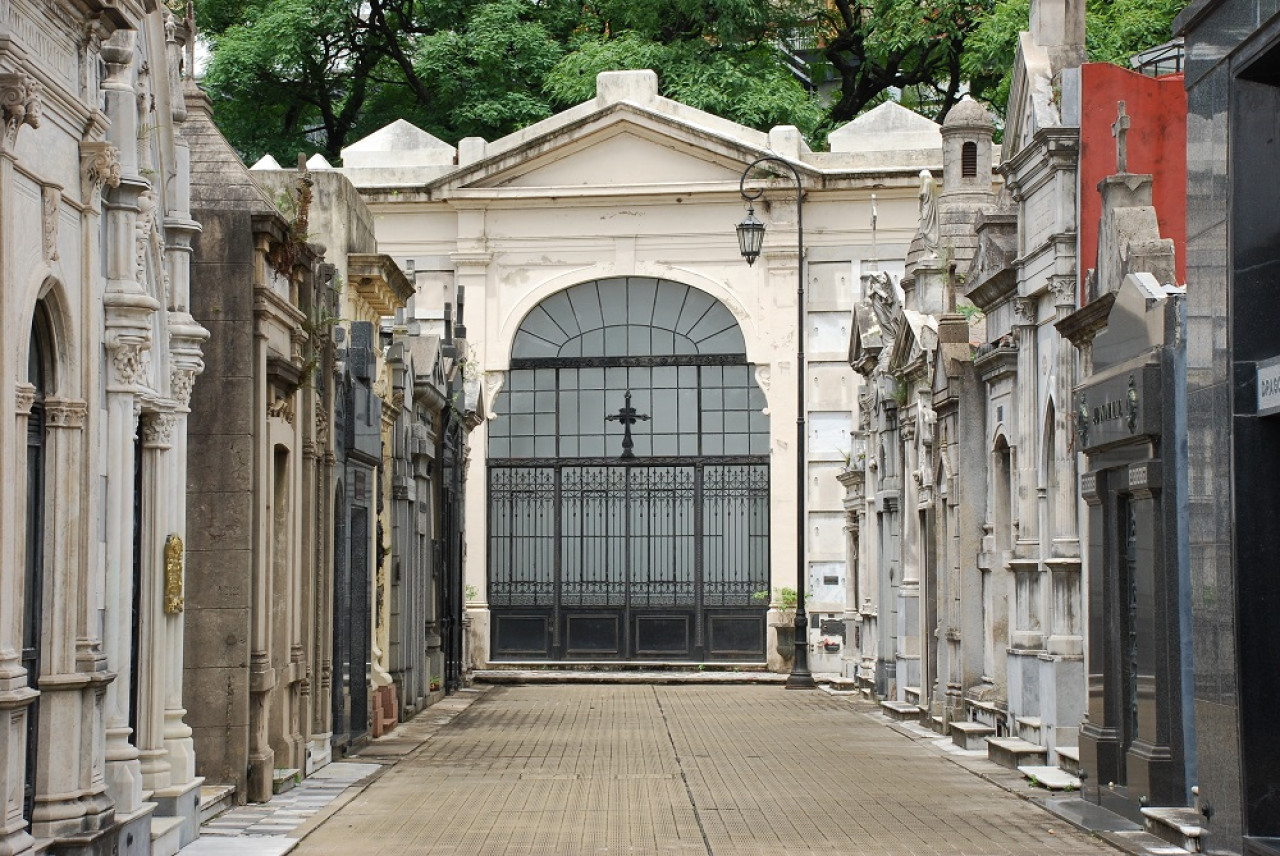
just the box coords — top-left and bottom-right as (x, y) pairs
(337, 70), (938, 667)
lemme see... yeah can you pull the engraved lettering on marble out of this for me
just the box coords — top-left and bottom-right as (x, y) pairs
(8, 5), (77, 83)
(164, 533), (185, 614)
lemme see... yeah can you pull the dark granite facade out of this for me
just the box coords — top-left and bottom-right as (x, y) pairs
(1178, 0), (1280, 849)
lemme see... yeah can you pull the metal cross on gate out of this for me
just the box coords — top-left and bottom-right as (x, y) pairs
(606, 390), (650, 459)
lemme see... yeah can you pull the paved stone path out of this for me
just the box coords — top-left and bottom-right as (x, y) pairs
(290, 684), (1118, 856)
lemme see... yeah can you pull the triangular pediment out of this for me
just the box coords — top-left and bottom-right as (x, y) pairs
(888, 310), (937, 375)
(474, 124), (746, 189)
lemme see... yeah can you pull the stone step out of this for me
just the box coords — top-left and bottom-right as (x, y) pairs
(1016, 715), (1042, 744)
(1142, 806), (1204, 853)
(986, 736), (1048, 770)
(149, 815), (184, 856)
(930, 715), (947, 735)
(198, 784), (236, 824)
(880, 700), (921, 722)
(950, 720), (996, 751)
(1019, 765), (1082, 791)
(1055, 744), (1082, 777)
(272, 768), (301, 796)
(903, 686), (921, 706)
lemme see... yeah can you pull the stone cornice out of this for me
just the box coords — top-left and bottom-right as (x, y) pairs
(1055, 292), (1116, 348)
(348, 253), (415, 314)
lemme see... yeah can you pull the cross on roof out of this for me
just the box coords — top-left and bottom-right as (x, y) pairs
(606, 390), (650, 459)
(1112, 101), (1131, 174)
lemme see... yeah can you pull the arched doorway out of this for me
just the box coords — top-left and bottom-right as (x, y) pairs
(23, 304), (52, 826)
(487, 277), (770, 661)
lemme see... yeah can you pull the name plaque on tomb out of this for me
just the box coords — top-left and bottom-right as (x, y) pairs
(1076, 365), (1162, 452)
(1257, 355), (1280, 417)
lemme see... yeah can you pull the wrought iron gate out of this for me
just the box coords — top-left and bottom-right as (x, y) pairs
(487, 278), (771, 661)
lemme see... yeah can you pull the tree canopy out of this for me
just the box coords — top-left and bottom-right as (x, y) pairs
(195, 0), (1185, 165)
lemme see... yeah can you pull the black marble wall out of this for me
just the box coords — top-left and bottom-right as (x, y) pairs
(1181, 0), (1280, 848)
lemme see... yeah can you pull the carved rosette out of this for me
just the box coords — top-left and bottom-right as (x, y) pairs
(0, 72), (42, 150)
(45, 399), (88, 429)
(80, 142), (122, 207)
(141, 412), (175, 448)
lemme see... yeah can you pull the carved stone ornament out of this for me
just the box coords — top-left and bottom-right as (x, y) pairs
(42, 185), (61, 262)
(1050, 276), (1077, 309)
(0, 72), (42, 150)
(112, 343), (147, 386)
(141, 412), (175, 447)
(164, 533), (184, 614)
(45, 399), (88, 429)
(170, 366), (197, 408)
(15, 383), (36, 415)
(1013, 297), (1037, 326)
(136, 190), (157, 288)
(80, 142), (122, 206)
(267, 395), (295, 424)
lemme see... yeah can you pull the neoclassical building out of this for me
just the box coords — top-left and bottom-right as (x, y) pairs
(2, 3), (206, 854)
(334, 70), (934, 667)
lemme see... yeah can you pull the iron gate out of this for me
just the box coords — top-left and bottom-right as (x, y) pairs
(489, 462), (768, 659)
(486, 278), (772, 661)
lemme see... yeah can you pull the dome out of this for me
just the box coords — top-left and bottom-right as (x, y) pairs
(942, 98), (994, 131)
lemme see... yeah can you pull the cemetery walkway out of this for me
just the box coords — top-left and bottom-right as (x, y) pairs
(268, 682), (1124, 856)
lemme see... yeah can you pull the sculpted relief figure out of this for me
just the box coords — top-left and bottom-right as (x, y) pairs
(868, 271), (902, 349)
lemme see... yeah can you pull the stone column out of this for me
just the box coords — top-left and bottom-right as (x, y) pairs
(1009, 296), (1042, 651)
(1, 385), (40, 856)
(136, 414), (175, 794)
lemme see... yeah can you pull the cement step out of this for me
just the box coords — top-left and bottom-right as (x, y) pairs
(950, 720), (996, 751)
(880, 700), (922, 722)
(1055, 744), (1082, 777)
(149, 815), (184, 856)
(929, 715), (947, 735)
(1015, 715), (1042, 744)
(1019, 765), (1082, 791)
(1142, 806), (1204, 853)
(986, 736), (1048, 770)
(198, 784), (236, 824)
(903, 686), (921, 706)
(272, 768), (301, 795)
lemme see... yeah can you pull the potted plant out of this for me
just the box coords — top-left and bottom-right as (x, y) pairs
(755, 587), (800, 662)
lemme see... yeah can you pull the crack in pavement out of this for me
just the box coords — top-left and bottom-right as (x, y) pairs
(653, 686), (715, 856)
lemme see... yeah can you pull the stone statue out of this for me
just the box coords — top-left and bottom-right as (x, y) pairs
(916, 170), (940, 252)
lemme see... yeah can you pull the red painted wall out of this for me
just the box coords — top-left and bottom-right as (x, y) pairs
(1078, 63), (1187, 299)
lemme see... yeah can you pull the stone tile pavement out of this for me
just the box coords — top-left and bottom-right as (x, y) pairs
(280, 684), (1125, 856)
